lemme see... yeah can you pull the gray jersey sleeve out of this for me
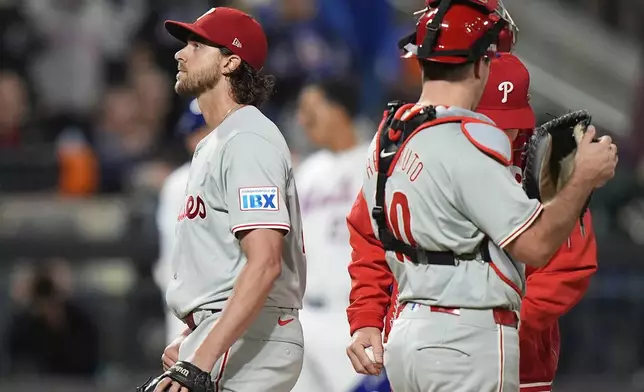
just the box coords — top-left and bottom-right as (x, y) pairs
(221, 133), (291, 235)
(451, 151), (543, 248)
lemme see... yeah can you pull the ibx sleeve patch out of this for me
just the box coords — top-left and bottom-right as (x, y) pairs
(238, 186), (279, 211)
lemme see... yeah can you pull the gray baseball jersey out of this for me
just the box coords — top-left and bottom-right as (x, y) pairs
(165, 106), (306, 318)
(361, 106), (542, 311)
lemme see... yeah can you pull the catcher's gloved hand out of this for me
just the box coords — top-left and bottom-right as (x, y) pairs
(522, 110), (595, 226)
(136, 361), (214, 392)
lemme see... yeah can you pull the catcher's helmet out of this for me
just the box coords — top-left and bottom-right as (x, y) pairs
(399, 0), (518, 64)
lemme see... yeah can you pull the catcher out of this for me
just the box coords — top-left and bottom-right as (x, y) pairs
(344, 1), (616, 390)
(349, 53), (599, 392)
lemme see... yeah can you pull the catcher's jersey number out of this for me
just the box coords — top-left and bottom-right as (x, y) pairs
(387, 191), (416, 263)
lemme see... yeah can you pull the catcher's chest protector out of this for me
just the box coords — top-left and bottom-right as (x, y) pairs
(373, 102), (509, 265)
(460, 120), (513, 166)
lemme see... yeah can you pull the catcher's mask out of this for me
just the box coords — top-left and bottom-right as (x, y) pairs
(399, 0), (518, 64)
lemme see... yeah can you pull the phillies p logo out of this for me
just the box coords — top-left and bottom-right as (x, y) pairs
(498, 81), (514, 104)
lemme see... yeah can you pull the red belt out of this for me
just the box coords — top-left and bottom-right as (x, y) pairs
(182, 310), (220, 331)
(404, 304), (519, 329)
(490, 308), (519, 328)
(182, 313), (198, 331)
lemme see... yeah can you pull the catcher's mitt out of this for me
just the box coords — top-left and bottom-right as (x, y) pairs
(522, 110), (594, 211)
(136, 361), (214, 392)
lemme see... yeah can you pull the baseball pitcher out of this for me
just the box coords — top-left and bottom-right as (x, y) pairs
(155, 99), (212, 345)
(138, 7), (307, 392)
(344, 1), (617, 391)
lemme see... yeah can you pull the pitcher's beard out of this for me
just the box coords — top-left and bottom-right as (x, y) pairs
(175, 67), (221, 97)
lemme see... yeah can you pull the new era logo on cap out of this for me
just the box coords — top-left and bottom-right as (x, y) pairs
(232, 38), (242, 48)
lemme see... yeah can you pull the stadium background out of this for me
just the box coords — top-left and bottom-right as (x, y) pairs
(0, 0), (642, 390)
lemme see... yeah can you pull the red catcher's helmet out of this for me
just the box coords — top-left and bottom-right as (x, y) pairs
(399, 0), (518, 64)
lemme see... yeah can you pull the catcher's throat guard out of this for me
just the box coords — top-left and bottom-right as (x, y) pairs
(373, 102), (504, 265)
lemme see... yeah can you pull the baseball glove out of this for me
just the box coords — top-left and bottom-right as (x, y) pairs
(522, 110), (593, 208)
(136, 361), (214, 392)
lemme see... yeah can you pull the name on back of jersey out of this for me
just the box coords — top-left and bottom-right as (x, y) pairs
(366, 146), (424, 183)
(239, 186), (279, 211)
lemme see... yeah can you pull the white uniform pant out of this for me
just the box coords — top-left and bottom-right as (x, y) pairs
(385, 303), (520, 392)
(179, 307), (304, 392)
(290, 305), (367, 392)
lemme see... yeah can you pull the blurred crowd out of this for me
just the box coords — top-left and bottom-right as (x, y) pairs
(1, 0), (644, 389)
(2, 259), (99, 377)
(1, 0), (641, 196)
(0, 0), (423, 197)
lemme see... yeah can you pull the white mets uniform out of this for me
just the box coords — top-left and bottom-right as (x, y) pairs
(155, 162), (191, 344)
(359, 106), (542, 391)
(291, 143), (371, 392)
(165, 106), (307, 391)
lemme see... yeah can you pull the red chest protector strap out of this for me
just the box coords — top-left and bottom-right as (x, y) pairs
(373, 101), (492, 265)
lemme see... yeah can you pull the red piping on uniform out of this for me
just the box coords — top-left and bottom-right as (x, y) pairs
(461, 119), (513, 166)
(214, 347), (231, 391)
(499, 204), (544, 249)
(498, 326), (505, 392)
(490, 262), (523, 297)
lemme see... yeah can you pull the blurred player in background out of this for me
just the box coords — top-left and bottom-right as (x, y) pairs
(154, 98), (211, 345)
(291, 78), (388, 392)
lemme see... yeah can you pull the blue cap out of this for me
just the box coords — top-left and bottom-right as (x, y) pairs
(176, 98), (207, 136)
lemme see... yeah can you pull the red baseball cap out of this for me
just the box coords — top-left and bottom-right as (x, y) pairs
(477, 53), (535, 130)
(165, 7), (268, 71)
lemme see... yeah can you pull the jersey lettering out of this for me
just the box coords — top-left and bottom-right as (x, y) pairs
(388, 191), (417, 262)
(366, 149), (377, 180)
(178, 195), (207, 221)
(398, 149), (424, 182)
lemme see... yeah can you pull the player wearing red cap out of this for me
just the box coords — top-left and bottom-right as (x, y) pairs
(477, 54), (598, 392)
(344, 1), (616, 391)
(143, 7), (307, 392)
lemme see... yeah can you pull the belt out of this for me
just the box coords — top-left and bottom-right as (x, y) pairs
(490, 308), (519, 328)
(182, 309), (219, 331)
(403, 304), (519, 329)
(182, 313), (198, 331)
